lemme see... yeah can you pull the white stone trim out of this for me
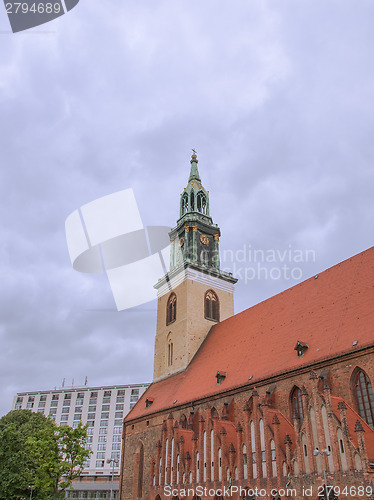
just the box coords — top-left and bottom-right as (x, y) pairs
(156, 267), (235, 298)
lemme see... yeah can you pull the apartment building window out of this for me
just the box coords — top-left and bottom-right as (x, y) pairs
(73, 414), (82, 421)
(49, 408), (57, 415)
(75, 392), (84, 406)
(103, 391), (112, 404)
(60, 414), (69, 422)
(37, 408), (45, 413)
(102, 405), (110, 412)
(116, 404), (124, 411)
(130, 396), (138, 403)
(88, 405), (96, 412)
(112, 443), (121, 451)
(98, 436), (107, 443)
(89, 392), (97, 405)
(111, 452), (120, 460)
(50, 400), (58, 408)
(27, 397), (35, 409)
(99, 428), (108, 435)
(38, 395), (47, 407)
(61, 407), (70, 414)
(131, 389), (139, 396)
(15, 397), (23, 410)
(112, 435), (121, 442)
(87, 413), (96, 420)
(96, 452), (105, 459)
(87, 428), (94, 435)
(85, 444), (92, 451)
(97, 444), (106, 451)
(116, 390), (125, 403)
(100, 420), (109, 427)
(114, 419), (122, 426)
(96, 460), (104, 468)
(72, 422), (79, 428)
(113, 427), (121, 434)
(63, 394), (72, 406)
(115, 412), (123, 419)
(101, 412), (109, 419)
(87, 421), (95, 428)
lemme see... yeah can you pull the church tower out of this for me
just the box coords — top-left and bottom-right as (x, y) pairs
(153, 152), (237, 381)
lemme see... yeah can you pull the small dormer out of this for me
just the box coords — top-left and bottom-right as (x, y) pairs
(294, 341), (309, 357)
(216, 370), (227, 385)
(145, 397), (154, 408)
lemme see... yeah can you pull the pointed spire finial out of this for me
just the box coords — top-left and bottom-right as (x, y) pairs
(189, 149), (201, 182)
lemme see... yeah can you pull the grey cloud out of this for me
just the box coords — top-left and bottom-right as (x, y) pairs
(1, 0), (374, 416)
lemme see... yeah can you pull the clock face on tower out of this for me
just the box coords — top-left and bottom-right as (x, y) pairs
(200, 234), (209, 245)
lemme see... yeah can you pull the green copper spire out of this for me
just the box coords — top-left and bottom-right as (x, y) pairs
(188, 149), (201, 183)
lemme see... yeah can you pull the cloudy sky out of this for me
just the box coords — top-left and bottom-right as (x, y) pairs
(1, 0), (374, 418)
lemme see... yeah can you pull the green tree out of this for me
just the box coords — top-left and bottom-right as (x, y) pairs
(28, 420), (91, 499)
(0, 410), (90, 500)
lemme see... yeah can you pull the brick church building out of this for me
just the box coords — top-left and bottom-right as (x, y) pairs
(119, 153), (374, 500)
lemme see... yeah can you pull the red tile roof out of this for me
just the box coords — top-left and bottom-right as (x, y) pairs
(127, 247), (374, 421)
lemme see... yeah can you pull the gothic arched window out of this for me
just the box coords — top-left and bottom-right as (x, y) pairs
(353, 369), (374, 427)
(167, 339), (173, 367)
(190, 191), (195, 212)
(166, 293), (176, 325)
(197, 191), (207, 214)
(204, 290), (219, 322)
(181, 193), (189, 215)
(290, 386), (303, 423)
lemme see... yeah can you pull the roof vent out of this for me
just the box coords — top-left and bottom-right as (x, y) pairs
(216, 371), (227, 385)
(145, 398), (154, 408)
(314, 275), (319, 279)
(352, 340), (358, 347)
(248, 375), (253, 381)
(294, 341), (309, 357)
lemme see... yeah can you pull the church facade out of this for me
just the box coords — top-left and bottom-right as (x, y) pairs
(119, 153), (374, 500)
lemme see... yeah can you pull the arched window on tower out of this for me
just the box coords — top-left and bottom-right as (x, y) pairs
(197, 191), (207, 214)
(181, 193), (189, 215)
(290, 386), (304, 423)
(190, 190), (195, 212)
(204, 290), (219, 322)
(166, 293), (176, 325)
(353, 368), (374, 427)
(167, 338), (173, 367)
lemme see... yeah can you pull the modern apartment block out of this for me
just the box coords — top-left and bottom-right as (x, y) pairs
(12, 383), (149, 499)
